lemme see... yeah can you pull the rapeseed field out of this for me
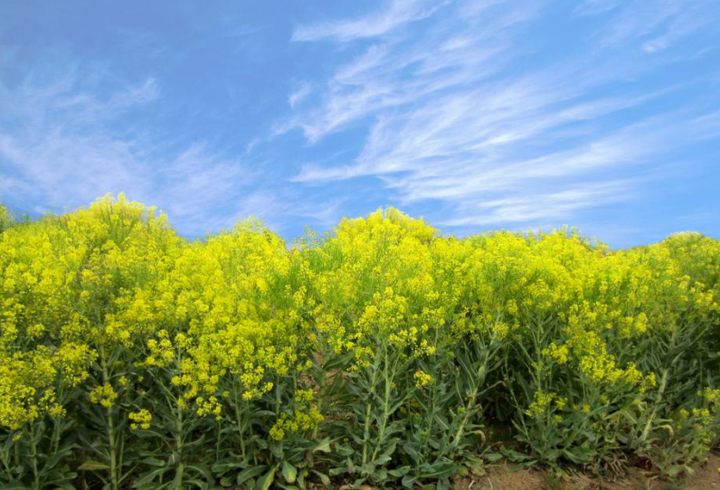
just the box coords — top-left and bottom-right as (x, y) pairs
(1, 195), (719, 489)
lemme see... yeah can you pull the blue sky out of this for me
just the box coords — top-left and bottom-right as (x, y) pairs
(1, 0), (718, 247)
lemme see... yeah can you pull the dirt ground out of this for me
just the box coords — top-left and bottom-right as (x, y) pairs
(455, 454), (720, 490)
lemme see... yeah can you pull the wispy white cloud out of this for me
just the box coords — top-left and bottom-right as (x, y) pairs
(285, 0), (720, 230)
(288, 82), (311, 108)
(151, 143), (258, 234)
(574, 0), (622, 17)
(442, 181), (631, 227)
(0, 67), (349, 236)
(292, 0), (441, 43)
(586, 0), (716, 53)
(212, 188), (345, 235)
(0, 72), (153, 207)
(282, 2), (537, 143)
(376, 113), (717, 227)
(0, 71), (261, 235)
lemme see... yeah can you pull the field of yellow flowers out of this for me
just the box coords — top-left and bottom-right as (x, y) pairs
(1, 195), (719, 490)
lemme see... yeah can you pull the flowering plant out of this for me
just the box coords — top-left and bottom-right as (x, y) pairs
(1, 197), (718, 489)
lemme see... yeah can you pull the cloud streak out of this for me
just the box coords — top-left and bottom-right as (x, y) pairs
(287, 0), (720, 231)
(292, 0), (440, 43)
(0, 70), (262, 235)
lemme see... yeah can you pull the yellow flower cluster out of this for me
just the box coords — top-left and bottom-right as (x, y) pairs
(129, 409), (152, 430)
(414, 370), (433, 388)
(89, 384), (118, 408)
(269, 407), (324, 441)
(196, 396), (223, 419)
(543, 343), (569, 364)
(0, 348), (63, 429)
(269, 388), (324, 441)
(526, 390), (555, 419)
(142, 330), (175, 368)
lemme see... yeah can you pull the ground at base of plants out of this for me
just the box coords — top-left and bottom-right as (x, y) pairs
(451, 454), (720, 490)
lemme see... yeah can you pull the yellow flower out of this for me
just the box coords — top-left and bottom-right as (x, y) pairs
(129, 409), (152, 430)
(414, 370), (432, 388)
(89, 384), (118, 408)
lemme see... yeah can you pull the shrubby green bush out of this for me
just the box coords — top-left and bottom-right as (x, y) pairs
(1, 195), (718, 489)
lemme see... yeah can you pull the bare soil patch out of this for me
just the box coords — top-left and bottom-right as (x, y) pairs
(454, 454), (720, 490)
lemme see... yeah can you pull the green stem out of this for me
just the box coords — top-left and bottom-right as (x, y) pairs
(100, 347), (119, 490)
(361, 358), (379, 467)
(312, 355), (327, 440)
(370, 350), (396, 463)
(215, 419), (221, 461)
(454, 344), (489, 449)
(175, 403), (184, 489)
(119, 431), (125, 487)
(234, 383), (247, 460)
(640, 325), (679, 445)
(454, 377), (481, 447)
(422, 378), (437, 455)
(51, 415), (61, 455)
(641, 368), (668, 444)
(106, 392), (118, 490)
(29, 425), (40, 490)
(362, 401), (373, 466)
(423, 327), (442, 455)
(0, 442), (12, 481)
(13, 437), (19, 471)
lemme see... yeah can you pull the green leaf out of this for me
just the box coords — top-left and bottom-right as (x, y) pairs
(437, 477), (450, 490)
(45, 475), (78, 490)
(186, 463), (213, 481)
(501, 448), (532, 462)
(401, 474), (417, 489)
(403, 442), (419, 461)
(375, 441), (397, 465)
(388, 466), (411, 477)
(485, 452), (503, 463)
(78, 460), (111, 471)
(312, 471), (331, 486)
(255, 466), (276, 490)
(143, 457), (166, 467)
(313, 438), (332, 453)
(419, 461), (455, 479)
(281, 461), (297, 484)
(237, 466), (267, 485)
(562, 446), (593, 465)
(211, 460), (243, 474)
(134, 467), (168, 488)
(0, 482), (31, 490)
